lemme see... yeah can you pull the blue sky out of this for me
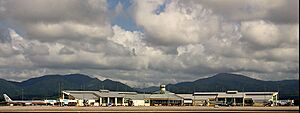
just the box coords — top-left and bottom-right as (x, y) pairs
(107, 0), (169, 31)
(107, 0), (141, 31)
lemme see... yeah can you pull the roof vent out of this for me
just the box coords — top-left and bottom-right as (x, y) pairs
(99, 90), (109, 93)
(226, 91), (238, 94)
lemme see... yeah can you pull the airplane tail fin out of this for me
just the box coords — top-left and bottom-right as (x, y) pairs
(3, 94), (12, 102)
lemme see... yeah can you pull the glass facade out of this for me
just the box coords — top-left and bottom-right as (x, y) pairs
(150, 100), (182, 106)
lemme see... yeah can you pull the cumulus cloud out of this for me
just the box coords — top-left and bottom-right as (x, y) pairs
(241, 20), (281, 49)
(131, 0), (299, 82)
(0, 0), (298, 86)
(109, 25), (163, 57)
(25, 22), (112, 42)
(59, 46), (74, 55)
(0, 0), (112, 43)
(185, 0), (299, 23)
(134, 0), (220, 46)
(1, 0), (108, 24)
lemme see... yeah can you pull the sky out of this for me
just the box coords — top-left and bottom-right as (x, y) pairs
(0, 0), (299, 87)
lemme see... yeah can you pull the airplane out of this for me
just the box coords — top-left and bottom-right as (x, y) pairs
(3, 94), (56, 106)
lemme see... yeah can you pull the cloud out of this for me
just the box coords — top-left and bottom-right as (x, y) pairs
(133, 0), (221, 46)
(0, 0), (112, 43)
(25, 22), (112, 42)
(131, 0), (299, 82)
(109, 25), (163, 57)
(0, 0), (298, 86)
(3, 26), (158, 71)
(58, 46), (74, 55)
(185, 0), (299, 23)
(241, 20), (281, 49)
(1, 0), (108, 24)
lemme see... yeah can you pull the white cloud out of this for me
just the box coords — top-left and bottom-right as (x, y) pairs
(131, 0), (299, 82)
(2, 0), (108, 24)
(109, 25), (163, 57)
(186, 0), (298, 23)
(0, 0), (298, 86)
(241, 20), (281, 49)
(26, 22), (112, 42)
(59, 46), (74, 55)
(134, 0), (220, 45)
(0, 0), (112, 43)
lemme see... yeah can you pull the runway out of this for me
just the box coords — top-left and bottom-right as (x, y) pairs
(0, 106), (298, 112)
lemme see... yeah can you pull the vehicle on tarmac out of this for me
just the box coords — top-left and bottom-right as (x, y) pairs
(277, 100), (294, 106)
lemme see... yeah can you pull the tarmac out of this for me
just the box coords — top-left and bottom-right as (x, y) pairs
(0, 106), (299, 112)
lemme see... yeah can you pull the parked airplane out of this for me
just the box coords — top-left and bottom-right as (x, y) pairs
(3, 94), (56, 106)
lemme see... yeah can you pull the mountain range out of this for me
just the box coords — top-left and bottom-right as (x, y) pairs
(0, 73), (298, 101)
(0, 74), (134, 100)
(166, 73), (299, 99)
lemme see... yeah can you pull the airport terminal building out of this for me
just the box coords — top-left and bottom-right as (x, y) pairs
(192, 91), (278, 106)
(60, 85), (278, 107)
(61, 90), (128, 106)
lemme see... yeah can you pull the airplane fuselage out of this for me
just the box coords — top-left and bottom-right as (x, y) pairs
(6, 100), (47, 106)
(3, 94), (56, 106)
